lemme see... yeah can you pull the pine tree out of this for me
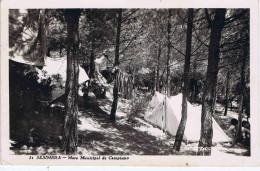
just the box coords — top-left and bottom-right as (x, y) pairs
(173, 9), (194, 152)
(110, 9), (122, 121)
(62, 9), (82, 154)
(198, 9), (226, 156)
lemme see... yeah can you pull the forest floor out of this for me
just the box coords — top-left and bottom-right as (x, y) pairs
(10, 89), (250, 156)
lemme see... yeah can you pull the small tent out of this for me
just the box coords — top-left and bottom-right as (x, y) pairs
(145, 92), (231, 142)
(36, 56), (89, 102)
(10, 56), (89, 103)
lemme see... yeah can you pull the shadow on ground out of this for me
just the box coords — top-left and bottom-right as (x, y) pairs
(78, 96), (194, 155)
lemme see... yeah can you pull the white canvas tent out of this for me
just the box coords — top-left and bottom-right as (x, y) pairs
(10, 56), (89, 103)
(37, 56), (89, 102)
(145, 92), (231, 142)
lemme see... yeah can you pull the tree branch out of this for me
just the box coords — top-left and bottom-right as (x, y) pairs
(159, 25), (186, 57)
(121, 9), (139, 23)
(193, 29), (210, 48)
(224, 10), (248, 25)
(191, 35), (210, 55)
(103, 54), (114, 65)
(119, 23), (144, 56)
(204, 9), (212, 26)
(219, 57), (247, 69)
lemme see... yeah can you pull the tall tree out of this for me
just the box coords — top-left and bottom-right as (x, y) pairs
(224, 66), (230, 116)
(110, 9), (122, 121)
(232, 51), (247, 144)
(166, 9), (172, 97)
(156, 44), (162, 91)
(38, 9), (48, 59)
(232, 22), (249, 145)
(62, 9), (82, 154)
(173, 9), (194, 152)
(197, 9), (226, 156)
(89, 39), (95, 79)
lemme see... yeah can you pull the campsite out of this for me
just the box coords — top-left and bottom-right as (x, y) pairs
(9, 9), (250, 156)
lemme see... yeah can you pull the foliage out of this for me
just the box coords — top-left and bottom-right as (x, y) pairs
(9, 60), (54, 145)
(127, 93), (153, 122)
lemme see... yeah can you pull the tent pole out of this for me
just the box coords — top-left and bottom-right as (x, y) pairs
(165, 92), (166, 131)
(164, 88), (167, 132)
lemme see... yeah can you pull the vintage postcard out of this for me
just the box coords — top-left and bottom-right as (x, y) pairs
(1, 0), (259, 167)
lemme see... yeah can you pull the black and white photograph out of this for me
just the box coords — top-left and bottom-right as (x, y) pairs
(1, 0), (259, 167)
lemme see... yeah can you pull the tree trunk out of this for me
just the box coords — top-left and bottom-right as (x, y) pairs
(59, 27), (62, 57)
(156, 44), (161, 91)
(59, 42), (62, 57)
(110, 9), (122, 121)
(159, 67), (166, 93)
(173, 9), (194, 152)
(234, 86), (244, 144)
(89, 39), (95, 79)
(153, 67), (156, 91)
(62, 9), (81, 154)
(191, 57), (197, 103)
(166, 9), (172, 97)
(213, 84), (218, 116)
(39, 9), (47, 59)
(232, 40), (248, 145)
(23, 9), (47, 63)
(224, 68), (230, 116)
(198, 9), (226, 156)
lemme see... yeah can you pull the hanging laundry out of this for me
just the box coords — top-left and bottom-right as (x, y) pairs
(112, 67), (134, 100)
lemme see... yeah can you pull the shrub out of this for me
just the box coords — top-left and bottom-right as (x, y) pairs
(127, 93), (152, 122)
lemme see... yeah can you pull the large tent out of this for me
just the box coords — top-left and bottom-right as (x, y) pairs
(145, 92), (231, 142)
